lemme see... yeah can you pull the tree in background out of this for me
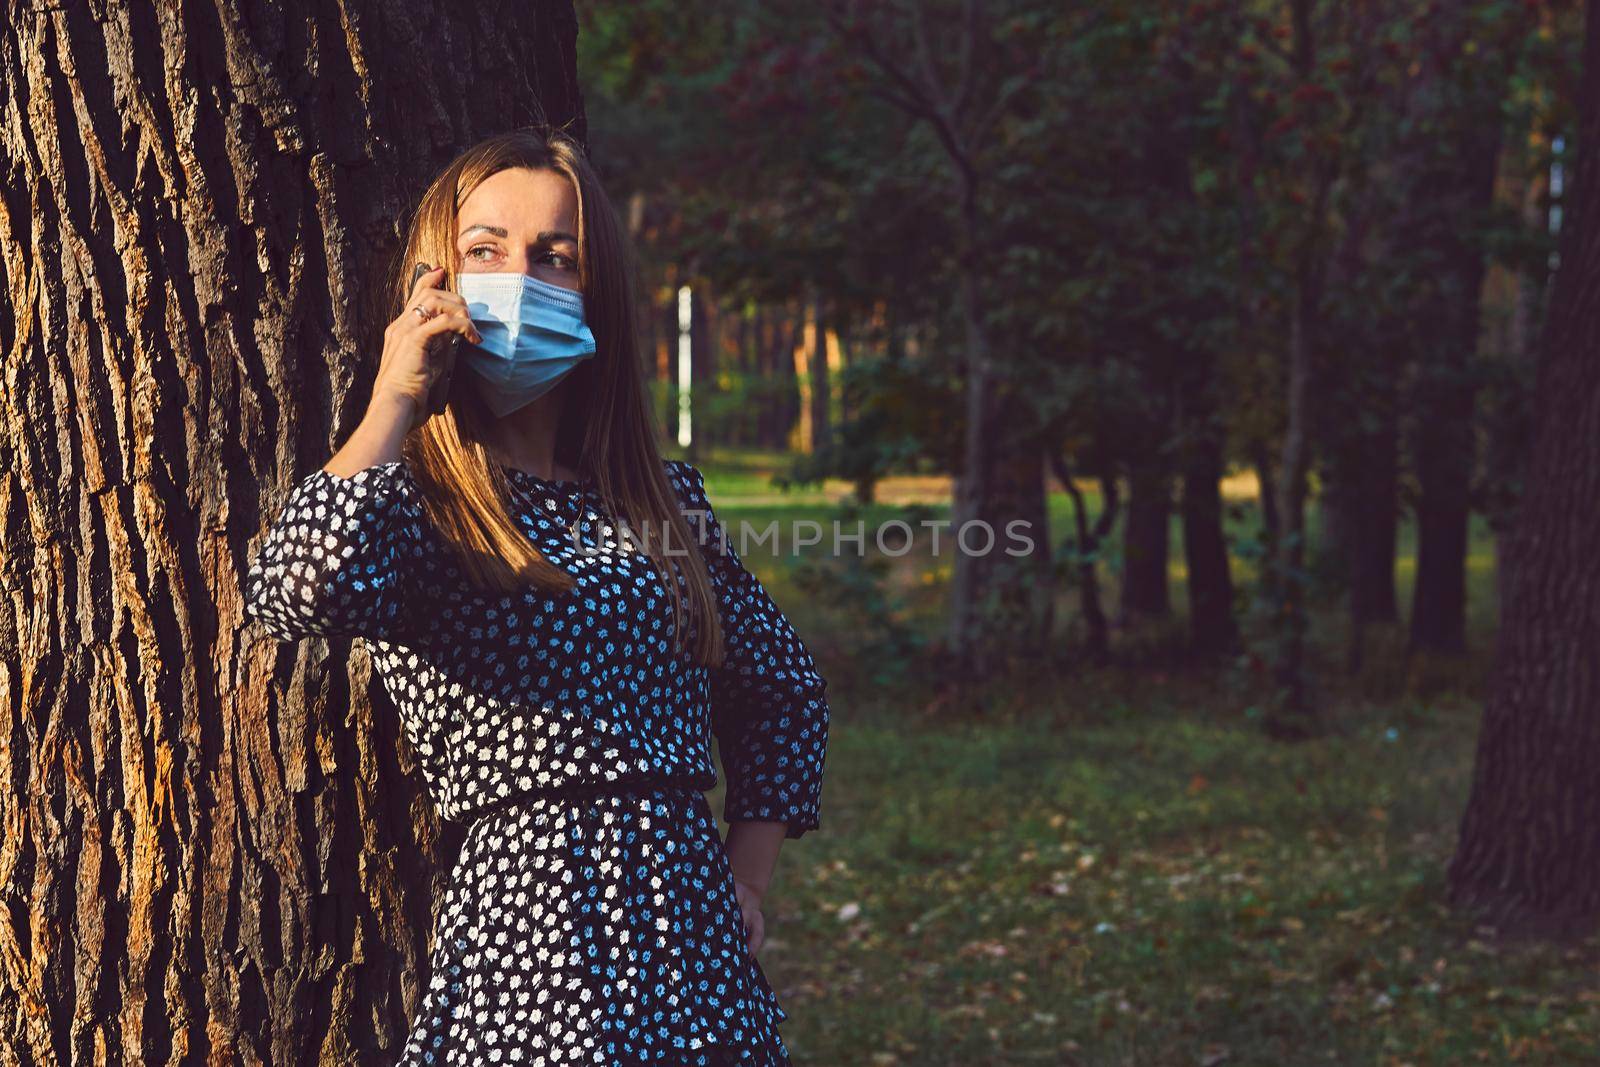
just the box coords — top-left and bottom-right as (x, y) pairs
(581, 0), (1058, 680)
(0, 1), (583, 1060)
(816, 0), (1055, 679)
(1213, 0), (1552, 728)
(1448, 0), (1600, 941)
(1398, 2), (1540, 664)
(578, 0), (1578, 712)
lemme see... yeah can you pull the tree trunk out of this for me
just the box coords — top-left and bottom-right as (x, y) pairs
(1306, 204), (1398, 677)
(1271, 249), (1319, 725)
(1266, 0), (1337, 732)
(1483, 141), (1555, 613)
(1142, 26), (1236, 661)
(1345, 378), (1401, 672)
(836, 318), (856, 422)
(774, 304), (803, 451)
(1407, 132), (1497, 658)
(1252, 443), (1280, 566)
(788, 295), (815, 454)
(687, 276), (711, 462)
(1180, 411), (1240, 658)
(1119, 463), (1172, 622)
(1053, 456), (1121, 666)
(735, 301), (753, 447)
(808, 288), (832, 455)
(1405, 8), (1514, 659)
(947, 229), (1054, 678)
(950, 404), (1054, 673)
(1315, 464), (1353, 599)
(0, 2), (583, 1062)
(757, 305), (778, 449)
(1448, 0), (1600, 937)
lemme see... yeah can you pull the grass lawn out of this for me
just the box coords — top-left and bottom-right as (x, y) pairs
(680, 449), (1600, 1066)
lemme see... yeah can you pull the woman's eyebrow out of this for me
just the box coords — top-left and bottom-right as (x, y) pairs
(457, 224), (578, 244)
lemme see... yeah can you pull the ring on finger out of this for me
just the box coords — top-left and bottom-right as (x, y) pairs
(412, 304), (436, 322)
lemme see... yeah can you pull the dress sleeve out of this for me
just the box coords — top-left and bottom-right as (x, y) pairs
(243, 460), (428, 644)
(666, 460), (831, 839)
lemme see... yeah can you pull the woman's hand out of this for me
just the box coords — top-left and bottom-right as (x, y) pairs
(732, 877), (767, 954)
(371, 265), (481, 432)
(723, 821), (783, 954)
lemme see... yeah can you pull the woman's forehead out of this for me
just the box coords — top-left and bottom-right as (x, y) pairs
(458, 168), (577, 236)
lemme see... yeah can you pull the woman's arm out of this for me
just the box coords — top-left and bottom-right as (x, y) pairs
(242, 391), (429, 643)
(724, 821), (787, 898)
(245, 267), (473, 643)
(665, 460), (832, 835)
(664, 460), (833, 952)
(324, 388), (415, 476)
(725, 820), (788, 953)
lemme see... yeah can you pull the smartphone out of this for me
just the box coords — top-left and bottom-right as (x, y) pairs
(410, 262), (458, 416)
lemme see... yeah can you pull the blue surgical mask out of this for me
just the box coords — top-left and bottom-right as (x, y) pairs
(454, 272), (598, 417)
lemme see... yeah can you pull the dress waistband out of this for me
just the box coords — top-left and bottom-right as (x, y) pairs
(463, 776), (708, 826)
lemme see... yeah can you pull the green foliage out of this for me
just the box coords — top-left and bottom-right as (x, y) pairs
(784, 354), (965, 495)
(792, 543), (930, 691)
(588, 0), (1584, 717)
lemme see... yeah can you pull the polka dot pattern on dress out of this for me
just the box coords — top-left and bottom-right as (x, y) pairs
(243, 456), (830, 1065)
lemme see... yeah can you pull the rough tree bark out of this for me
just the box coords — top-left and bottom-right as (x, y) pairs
(0, 2), (584, 1062)
(1448, 0), (1600, 940)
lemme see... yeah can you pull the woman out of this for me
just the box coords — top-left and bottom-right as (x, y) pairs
(243, 127), (830, 1066)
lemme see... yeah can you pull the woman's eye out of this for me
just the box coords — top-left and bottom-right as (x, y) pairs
(465, 245), (573, 268)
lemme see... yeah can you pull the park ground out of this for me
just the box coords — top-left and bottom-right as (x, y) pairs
(689, 449), (1600, 1067)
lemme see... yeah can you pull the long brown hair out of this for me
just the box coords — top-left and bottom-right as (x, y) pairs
(388, 126), (724, 668)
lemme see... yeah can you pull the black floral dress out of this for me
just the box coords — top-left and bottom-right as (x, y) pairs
(242, 456), (829, 1066)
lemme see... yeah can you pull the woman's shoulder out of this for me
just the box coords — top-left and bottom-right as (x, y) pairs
(661, 458), (708, 504)
(661, 456), (701, 481)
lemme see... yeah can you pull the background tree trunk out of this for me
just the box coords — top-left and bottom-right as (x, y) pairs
(687, 277), (710, 462)
(946, 292), (1054, 677)
(1119, 463), (1172, 623)
(1180, 413), (1240, 659)
(1404, 4), (1518, 660)
(0, 2), (584, 1061)
(1345, 390), (1402, 671)
(1448, 0), (1600, 940)
(1407, 122), (1501, 658)
(1270, 242), (1321, 724)
(808, 289), (833, 456)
